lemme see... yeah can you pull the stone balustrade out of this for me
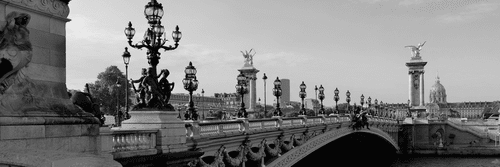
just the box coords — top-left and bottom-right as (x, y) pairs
(183, 115), (395, 139)
(111, 130), (157, 152)
(104, 115), (398, 160)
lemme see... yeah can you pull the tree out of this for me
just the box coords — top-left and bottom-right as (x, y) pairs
(87, 66), (133, 115)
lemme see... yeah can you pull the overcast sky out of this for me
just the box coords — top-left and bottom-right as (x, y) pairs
(66, 0), (500, 106)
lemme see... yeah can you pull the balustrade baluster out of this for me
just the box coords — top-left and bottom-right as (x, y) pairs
(142, 134), (149, 149)
(112, 135), (118, 152)
(130, 134), (138, 151)
(117, 135), (125, 151)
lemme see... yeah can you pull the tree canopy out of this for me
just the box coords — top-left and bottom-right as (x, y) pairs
(86, 66), (133, 115)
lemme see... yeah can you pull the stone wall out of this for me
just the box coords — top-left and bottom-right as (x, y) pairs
(0, 1), (118, 166)
(0, 0), (83, 115)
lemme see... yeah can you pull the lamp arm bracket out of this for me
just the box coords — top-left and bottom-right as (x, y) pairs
(129, 42), (148, 50)
(161, 44), (178, 51)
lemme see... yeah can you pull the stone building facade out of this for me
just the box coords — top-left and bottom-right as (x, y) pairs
(426, 76), (499, 119)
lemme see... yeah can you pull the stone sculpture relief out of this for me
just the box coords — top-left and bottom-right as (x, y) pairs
(0, 11), (35, 112)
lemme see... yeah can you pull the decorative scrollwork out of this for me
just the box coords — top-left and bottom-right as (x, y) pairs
(3, 0), (70, 18)
(191, 145), (225, 167)
(223, 145), (245, 167)
(246, 139), (266, 162)
(265, 138), (281, 157)
(280, 135), (295, 153)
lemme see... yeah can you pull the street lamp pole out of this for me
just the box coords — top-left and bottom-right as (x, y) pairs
(115, 78), (122, 126)
(334, 88), (339, 114)
(360, 94), (365, 113)
(273, 77), (282, 117)
(263, 73), (268, 117)
(374, 99), (378, 117)
(299, 81), (307, 116)
(346, 90), (351, 115)
(318, 85), (325, 116)
(182, 62), (199, 120)
(201, 89), (205, 120)
(367, 96), (372, 115)
(315, 85), (318, 115)
(236, 72), (248, 118)
(121, 48), (131, 119)
(124, 0), (182, 110)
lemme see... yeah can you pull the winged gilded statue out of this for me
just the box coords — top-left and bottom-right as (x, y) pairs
(405, 41), (426, 58)
(241, 49), (255, 65)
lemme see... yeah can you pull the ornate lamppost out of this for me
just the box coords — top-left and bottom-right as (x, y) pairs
(380, 101), (385, 117)
(273, 77), (282, 117)
(298, 81), (307, 116)
(315, 85), (318, 115)
(318, 85), (325, 116)
(124, 0), (182, 109)
(263, 73), (268, 117)
(182, 62), (199, 120)
(115, 78), (122, 126)
(367, 96), (372, 115)
(334, 88), (339, 114)
(360, 94), (365, 112)
(374, 99), (378, 117)
(201, 89), (205, 120)
(346, 90), (351, 114)
(236, 72), (248, 118)
(121, 47), (131, 118)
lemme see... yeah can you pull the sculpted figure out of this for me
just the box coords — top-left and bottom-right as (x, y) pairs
(69, 84), (105, 125)
(141, 67), (165, 108)
(131, 68), (147, 106)
(0, 12), (32, 94)
(405, 41), (426, 58)
(241, 49), (255, 65)
(158, 69), (174, 105)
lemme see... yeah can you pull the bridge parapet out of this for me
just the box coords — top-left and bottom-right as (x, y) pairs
(185, 115), (354, 139)
(104, 129), (159, 159)
(186, 116), (400, 167)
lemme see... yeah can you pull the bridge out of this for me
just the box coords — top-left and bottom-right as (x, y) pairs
(108, 115), (401, 167)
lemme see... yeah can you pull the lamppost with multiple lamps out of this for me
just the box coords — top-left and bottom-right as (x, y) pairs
(121, 48), (131, 119)
(263, 73), (268, 117)
(346, 90), (351, 114)
(334, 87), (339, 114)
(299, 81), (307, 116)
(124, 0), (182, 110)
(318, 85), (325, 116)
(273, 77), (282, 117)
(182, 62), (199, 120)
(374, 99), (378, 116)
(236, 71), (248, 118)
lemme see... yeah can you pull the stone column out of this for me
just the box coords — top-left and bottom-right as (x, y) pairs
(249, 75), (257, 111)
(408, 71), (413, 106)
(238, 65), (259, 116)
(419, 71), (425, 106)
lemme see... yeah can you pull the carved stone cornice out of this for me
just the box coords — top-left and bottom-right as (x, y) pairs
(0, 0), (70, 19)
